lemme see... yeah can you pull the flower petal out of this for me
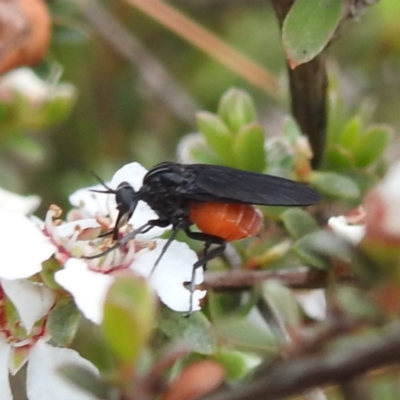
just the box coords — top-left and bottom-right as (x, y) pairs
(55, 259), (114, 324)
(328, 216), (365, 245)
(0, 210), (56, 280)
(27, 340), (98, 400)
(0, 337), (12, 400)
(109, 162), (148, 191)
(0, 187), (40, 215)
(131, 239), (206, 312)
(2, 280), (55, 333)
(296, 289), (326, 321)
(69, 184), (111, 218)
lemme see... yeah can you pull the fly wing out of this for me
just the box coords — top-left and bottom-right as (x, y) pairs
(182, 164), (321, 206)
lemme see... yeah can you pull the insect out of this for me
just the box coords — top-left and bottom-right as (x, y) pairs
(87, 162), (321, 313)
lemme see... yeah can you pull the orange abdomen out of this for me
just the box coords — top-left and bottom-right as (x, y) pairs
(189, 202), (263, 242)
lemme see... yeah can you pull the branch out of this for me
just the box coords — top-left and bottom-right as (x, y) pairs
(203, 323), (400, 400)
(270, 0), (327, 169)
(203, 267), (357, 290)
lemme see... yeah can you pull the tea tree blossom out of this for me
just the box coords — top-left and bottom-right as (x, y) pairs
(52, 162), (206, 322)
(0, 209), (96, 400)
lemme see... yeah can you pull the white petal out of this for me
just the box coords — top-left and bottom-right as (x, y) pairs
(69, 185), (111, 217)
(328, 216), (365, 245)
(131, 239), (206, 312)
(110, 162), (148, 191)
(55, 259), (114, 324)
(27, 340), (98, 400)
(296, 289), (326, 321)
(0, 337), (12, 400)
(55, 219), (100, 238)
(372, 160), (400, 237)
(2, 280), (55, 333)
(0, 210), (56, 280)
(0, 187), (40, 215)
(130, 201), (170, 239)
(0, 68), (48, 100)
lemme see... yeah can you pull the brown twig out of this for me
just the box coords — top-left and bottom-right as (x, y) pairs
(203, 323), (400, 400)
(270, 0), (377, 169)
(270, 0), (327, 169)
(203, 267), (357, 291)
(76, 0), (199, 124)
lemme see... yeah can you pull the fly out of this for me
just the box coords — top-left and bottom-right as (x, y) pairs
(86, 162), (322, 313)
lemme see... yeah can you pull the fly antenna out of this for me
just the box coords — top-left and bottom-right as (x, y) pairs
(90, 171), (116, 194)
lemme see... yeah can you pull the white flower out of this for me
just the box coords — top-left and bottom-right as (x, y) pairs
(363, 160), (400, 241)
(55, 238), (205, 324)
(0, 274), (97, 400)
(0, 68), (75, 104)
(296, 289), (326, 321)
(0, 337), (98, 400)
(328, 215), (365, 246)
(0, 210), (56, 280)
(0, 187), (40, 214)
(53, 162), (206, 321)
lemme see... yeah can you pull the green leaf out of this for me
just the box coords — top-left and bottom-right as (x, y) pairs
(214, 319), (278, 353)
(283, 0), (344, 67)
(159, 309), (215, 354)
(310, 171), (360, 199)
(102, 277), (156, 368)
(281, 208), (319, 239)
(323, 145), (355, 170)
(58, 364), (111, 400)
(216, 350), (261, 381)
(196, 111), (234, 165)
(218, 88), (257, 133)
(354, 125), (391, 168)
(189, 145), (222, 165)
(262, 280), (302, 327)
(293, 233), (331, 269)
(47, 299), (81, 347)
(233, 123), (266, 172)
(339, 116), (362, 151)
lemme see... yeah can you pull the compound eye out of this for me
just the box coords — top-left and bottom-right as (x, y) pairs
(115, 183), (136, 213)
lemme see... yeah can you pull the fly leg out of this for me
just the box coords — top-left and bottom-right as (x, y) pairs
(184, 229), (226, 315)
(83, 219), (170, 259)
(150, 222), (182, 275)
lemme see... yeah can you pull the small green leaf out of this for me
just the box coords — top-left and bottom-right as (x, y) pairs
(323, 145), (355, 170)
(233, 123), (266, 172)
(262, 280), (302, 327)
(47, 299), (81, 347)
(196, 111), (234, 165)
(354, 125), (391, 168)
(310, 171), (360, 199)
(159, 309), (215, 354)
(214, 319), (278, 353)
(218, 88), (257, 133)
(281, 208), (319, 239)
(283, 0), (344, 67)
(216, 350), (261, 381)
(293, 233), (331, 269)
(102, 277), (156, 368)
(339, 116), (362, 151)
(58, 364), (111, 399)
(190, 145), (222, 165)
